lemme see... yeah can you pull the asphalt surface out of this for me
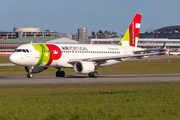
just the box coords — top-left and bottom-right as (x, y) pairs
(0, 63), (15, 66)
(0, 74), (180, 86)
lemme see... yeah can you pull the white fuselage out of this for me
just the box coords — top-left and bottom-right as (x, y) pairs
(9, 43), (143, 68)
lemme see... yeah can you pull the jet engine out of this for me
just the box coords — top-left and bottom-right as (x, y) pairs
(24, 66), (47, 74)
(74, 61), (95, 74)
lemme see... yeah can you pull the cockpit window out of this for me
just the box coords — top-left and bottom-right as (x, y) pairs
(15, 49), (30, 53)
(13, 48), (17, 52)
(16, 49), (22, 52)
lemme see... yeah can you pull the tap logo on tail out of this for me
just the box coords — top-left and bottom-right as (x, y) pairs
(117, 14), (142, 47)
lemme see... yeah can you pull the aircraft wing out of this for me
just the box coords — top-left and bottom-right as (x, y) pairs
(68, 52), (161, 63)
(133, 48), (166, 54)
(133, 41), (167, 54)
(69, 42), (166, 63)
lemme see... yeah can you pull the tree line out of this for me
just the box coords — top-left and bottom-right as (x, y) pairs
(91, 30), (118, 38)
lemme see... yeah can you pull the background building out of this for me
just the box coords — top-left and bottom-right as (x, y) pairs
(79, 38), (122, 44)
(78, 27), (88, 40)
(139, 26), (180, 39)
(0, 37), (78, 55)
(2, 25), (180, 55)
(0, 27), (58, 41)
(138, 26), (180, 50)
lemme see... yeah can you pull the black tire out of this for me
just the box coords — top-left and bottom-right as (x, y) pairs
(60, 71), (65, 77)
(88, 72), (94, 78)
(92, 71), (98, 78)
(27, 73), (33, 78)
(56, 71), (60, 77)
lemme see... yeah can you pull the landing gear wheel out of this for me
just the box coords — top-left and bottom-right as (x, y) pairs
(88, 71), (98, 78)
(88, 73), (93, 77)
(92, 71), (98, 78)
(56, 71), (60, 77)
(60, 71), (65, 77)
(27, 73), (33, 78)
(56, 71), (65, 77)
(26, 66), (34, 78)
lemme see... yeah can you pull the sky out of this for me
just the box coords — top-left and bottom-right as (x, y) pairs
(0, 0), (180, 36)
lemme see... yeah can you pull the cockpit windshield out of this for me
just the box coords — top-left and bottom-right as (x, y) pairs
(14, 49), (29, 53)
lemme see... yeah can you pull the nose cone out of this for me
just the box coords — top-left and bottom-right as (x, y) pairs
(9, 53), (19, 65)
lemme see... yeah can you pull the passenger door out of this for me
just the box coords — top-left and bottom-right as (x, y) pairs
(35, 50), (40, 58)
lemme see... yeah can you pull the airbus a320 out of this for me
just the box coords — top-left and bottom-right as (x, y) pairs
(9, 14), (165, 78)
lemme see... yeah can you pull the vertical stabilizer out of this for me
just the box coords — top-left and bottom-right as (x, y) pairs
(117, 14), (142, 47)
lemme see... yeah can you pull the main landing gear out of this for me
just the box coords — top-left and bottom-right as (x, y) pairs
(88, 71), (98, 78)
(56, 68), (65, 77)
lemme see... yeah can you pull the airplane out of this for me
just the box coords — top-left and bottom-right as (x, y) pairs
(9, 14), (165, 78)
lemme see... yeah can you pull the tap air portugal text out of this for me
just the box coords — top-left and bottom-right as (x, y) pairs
(9, 14), (165, 78)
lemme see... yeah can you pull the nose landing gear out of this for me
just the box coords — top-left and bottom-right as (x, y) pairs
(27, 73), (33, 78)
(26, 66), (34, 78)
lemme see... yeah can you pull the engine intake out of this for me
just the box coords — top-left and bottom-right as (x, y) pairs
(74, 61), (95, 74)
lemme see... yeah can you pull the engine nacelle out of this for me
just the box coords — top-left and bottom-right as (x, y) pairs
(25, 67), (47, 74)
(74, 61), (95, 74)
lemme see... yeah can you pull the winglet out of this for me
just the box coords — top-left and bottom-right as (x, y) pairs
(117, 14), (142, 47)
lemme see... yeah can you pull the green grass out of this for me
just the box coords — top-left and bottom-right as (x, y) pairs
(1, 56), (180, 119)
(98, 58), (180, 74)
(1, 58), (180, 76)
(0, 83), (180, 119)
(0, 56), (10, 63)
